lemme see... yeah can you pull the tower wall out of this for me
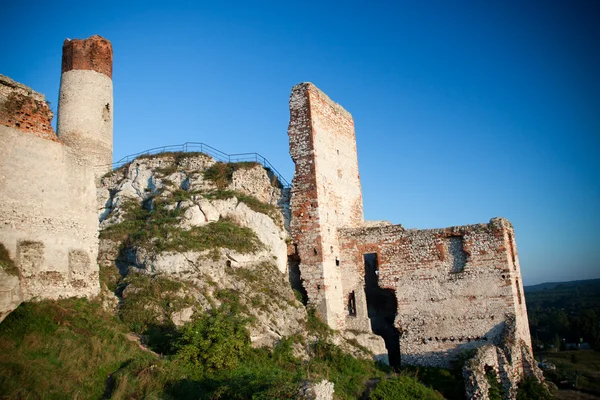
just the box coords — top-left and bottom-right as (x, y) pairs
(0, 71), (100, 321)
(57, 35), (113, 179)
(288, 83), (364, 328)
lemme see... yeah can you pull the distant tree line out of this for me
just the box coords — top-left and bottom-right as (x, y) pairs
(525, 280), (600, 351)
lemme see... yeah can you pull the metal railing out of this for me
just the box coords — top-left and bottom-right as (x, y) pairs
(108, 142), (290, 187)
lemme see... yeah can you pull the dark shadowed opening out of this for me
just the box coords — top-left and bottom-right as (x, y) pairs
(288, 255), (308, 305)
(363, 252), (401, 367)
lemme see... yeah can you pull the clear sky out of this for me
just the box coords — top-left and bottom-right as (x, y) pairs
(2, 0), (598, 285)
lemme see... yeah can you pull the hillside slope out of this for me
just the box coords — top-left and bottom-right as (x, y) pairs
(0, 152), (449, 399)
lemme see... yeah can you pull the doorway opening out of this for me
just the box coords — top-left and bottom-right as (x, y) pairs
(363, 253), (401, 367)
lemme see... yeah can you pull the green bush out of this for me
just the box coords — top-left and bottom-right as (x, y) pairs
(485, 368), (503, 400)
(306, 307), (333, 338)
(517, 377), (553, 400)
(308, 340), (389, 399)
(100, 198), (262, 254)
(203, 161), (260, 189)
(174, 304), (251, 374)
(369, 375), (443, 399)
(118, 274), (195, 335)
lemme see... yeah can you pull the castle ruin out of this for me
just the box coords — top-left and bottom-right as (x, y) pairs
(0, 36), (113, 321)
(0, 36), (540, 398)
(286, 83), (539, 393)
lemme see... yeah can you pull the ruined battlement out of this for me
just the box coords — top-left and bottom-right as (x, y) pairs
(338, 217), (531, 366)
(0, 36), (112, 322)
(289, 82), (364, 328)
(58, 35), (114, 179)
(62, 35), (113, 78)
(287, 81), (535, 387)
(0, 75), (56, 140)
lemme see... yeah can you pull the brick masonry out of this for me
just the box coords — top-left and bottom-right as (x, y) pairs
(287, 82), (533, 370)
(288, 83), (364, 328)
(0, 75), (56, 141)
(62, 35), (113, 78)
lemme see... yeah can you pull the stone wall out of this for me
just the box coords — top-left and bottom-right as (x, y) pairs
(288, 83), (364, 328)
(0, 36), (111, 322)
(338, 218), (531, 367)
(286, 82), (534, 371)
(0, 75), (56, 140)
(0, 124), (100, 319)
(58, 35), (113, 180)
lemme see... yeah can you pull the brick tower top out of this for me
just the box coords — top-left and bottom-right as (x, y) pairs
(61, 35), (113, 78)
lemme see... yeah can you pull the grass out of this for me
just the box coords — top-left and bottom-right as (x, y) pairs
(306, 306), (333, 338)
(0, 243), (19, 276)
(203, 161), (261, 189)
(99, 263), (122, 292)
(118, 274), (196, 335)
(368, 375), (444, 399)
(205, 189), (281, 223)
(517, 376), (553, 400)
(401, 365), (465, 400)
(100, 198), (263, 254)
(0, 297), (453, 400)
(537, 350), (600, 394)
(307, 339), (390, 399)
(485, 368), (503, 400)
(229, 262), (298, 312)
(0, 298), (154, 399)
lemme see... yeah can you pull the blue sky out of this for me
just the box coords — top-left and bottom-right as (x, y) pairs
(2, 0), (598, 285)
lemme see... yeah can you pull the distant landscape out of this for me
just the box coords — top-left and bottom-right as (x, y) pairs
(524, 279), (600, 397)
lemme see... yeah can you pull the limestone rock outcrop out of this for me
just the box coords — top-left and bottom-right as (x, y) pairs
(97, 153), (305, 347)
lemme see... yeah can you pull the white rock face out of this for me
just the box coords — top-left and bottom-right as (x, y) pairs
(99, 154), (290, 273)
(97, 153), (301, 346)
(300, 380), (335, 400)
(171, 306), (194, 326)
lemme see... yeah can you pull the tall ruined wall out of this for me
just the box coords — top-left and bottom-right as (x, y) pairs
(339, 217), (531, 368)
(58, 35), (113, 180)
(288, 83), (364, 328)
(0, 36), (111, 322)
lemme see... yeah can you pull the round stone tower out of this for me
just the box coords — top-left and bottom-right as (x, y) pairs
(57, 35), (113, 179)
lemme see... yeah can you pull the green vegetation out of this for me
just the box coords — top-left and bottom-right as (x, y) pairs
(306, 306), (333, 338)
(99, 263), (122, 292)
(138, 151), (210, 163)
(0, 243), (19, 276)
(537, 350), (600, 394)
(485, 368), (503, 400)
(0, 297), (451, 399)
(175, 304), (250, 374)
(525, 280), (600, 397)
(526, 279), (600, 350)
(368, 375), (443, 400)
(205, 189), (281, 222)
(100, 199), (262, 254)
(118, 274), (196, 334)
(516, 376), (553, 400)
(0, 299), (154, 399)
(307, 339), (390, 399)
(401, 365), (466, 400)
(203, 161), (260, 189)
